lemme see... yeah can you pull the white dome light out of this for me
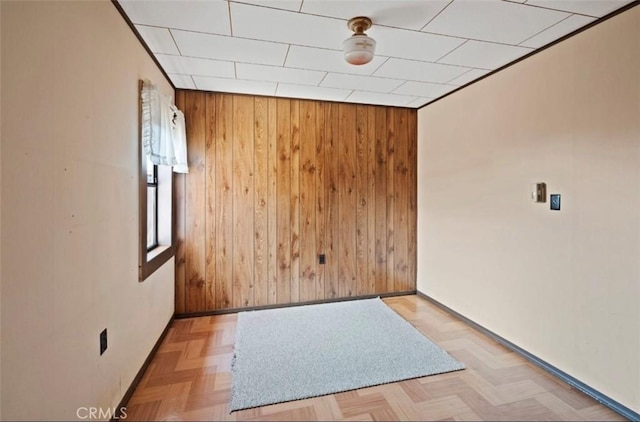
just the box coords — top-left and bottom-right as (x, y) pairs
(343, 17), (376, 66)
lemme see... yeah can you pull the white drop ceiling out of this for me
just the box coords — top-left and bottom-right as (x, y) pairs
(118, 0), (634, 108)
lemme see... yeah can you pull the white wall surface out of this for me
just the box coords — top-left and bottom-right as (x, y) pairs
(1, 1), (174, 419)
(417, 5), (640, 412)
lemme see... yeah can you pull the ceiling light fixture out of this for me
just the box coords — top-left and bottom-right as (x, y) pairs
(343, 16), (376, 66)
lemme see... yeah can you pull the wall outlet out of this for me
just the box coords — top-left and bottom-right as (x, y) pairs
(100, 329), (108, 355)
(319, 254), (326, 265)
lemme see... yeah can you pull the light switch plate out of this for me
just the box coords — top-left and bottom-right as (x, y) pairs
(531, 183), (546, 203)
(550, 194), (561, 211)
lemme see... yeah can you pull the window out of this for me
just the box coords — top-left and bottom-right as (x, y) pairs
(138, 80), (175, 281)
(147, 157), (158, 251)
(139, 147), (174, 281)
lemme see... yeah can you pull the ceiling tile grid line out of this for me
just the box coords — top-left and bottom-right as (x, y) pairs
(153, 47), (498, 82)
(232, 0), (622, 21)
(523, 0), (631, 18)
(226, 0), (605, 37)
(138, 21), (567, 55)
(517, 12), (574, 45)
(129, 0), (586, 49)
(420, 0), (571, 45)
(118, 0), (635, 108)
(121, 0), (615, 45)
(518, 14), (597, 48)
(155, 51), (474, 91)
(432, 39), (470, 65)
(419, 0), (455, 31)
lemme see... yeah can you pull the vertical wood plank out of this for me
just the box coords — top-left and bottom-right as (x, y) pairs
(374, 107), (388, 294)
(232, 95), (255, 308)
(184, 91), (206, 312)
(299, 100), (317, 302)
(366, 106), (377, 295)
(386, 108), (396, 293)
(254, 97), (269, 306)
(407, 109), (417, 291)
(176, 92), (417, 313)
(204, 92), (216, 310)
(355, 105), (369, 296)
(215, 94), (233, 309)
(315, 102), (326, 300)
(174, 90), (187, 314)
(338, 104), (357, 298)
(267, 97), (278, 305)
(276, 98), (291, 304)
(324, 103), (339, 298)
(290, 100), (301, 303)
(394, 108), (409, 292)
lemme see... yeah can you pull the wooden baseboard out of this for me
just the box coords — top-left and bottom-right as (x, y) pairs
(416, 291), (640, 422)
(174, 290), (417, 319)
(111, 316), (173, 421)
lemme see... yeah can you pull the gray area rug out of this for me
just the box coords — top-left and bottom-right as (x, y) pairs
(229, 297), (465, 412)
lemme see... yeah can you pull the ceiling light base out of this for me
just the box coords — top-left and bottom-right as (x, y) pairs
(347, 16), (373, 34)
(344, 16), (376, 66)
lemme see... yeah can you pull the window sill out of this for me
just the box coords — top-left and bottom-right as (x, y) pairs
(139, 244), (174, 282)
(148, 244), (170, 260)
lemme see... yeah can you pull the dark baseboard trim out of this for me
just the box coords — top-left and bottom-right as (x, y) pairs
(416, 291), (640, 422)
(175, 290), (417, 319)
(111, 316), (174, 422)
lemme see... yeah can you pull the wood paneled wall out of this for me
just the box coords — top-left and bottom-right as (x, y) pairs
(174, 91), (417, 314)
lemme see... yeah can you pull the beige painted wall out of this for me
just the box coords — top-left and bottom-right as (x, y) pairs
(0, 2), (3, 420)
(1, 1), (174, 420)
(417, 5), (640, 412)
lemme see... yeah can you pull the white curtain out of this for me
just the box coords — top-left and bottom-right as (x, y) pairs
(141, 80), (188, 173)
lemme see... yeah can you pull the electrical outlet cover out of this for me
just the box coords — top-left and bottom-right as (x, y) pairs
(100, 329), (108, 355)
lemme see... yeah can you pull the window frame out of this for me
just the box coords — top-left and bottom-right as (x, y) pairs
(146, 161), (159, 252)
(138, 80), (174, 281)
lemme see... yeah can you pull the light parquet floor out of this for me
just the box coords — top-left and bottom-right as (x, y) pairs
(125, 295), (626, 421)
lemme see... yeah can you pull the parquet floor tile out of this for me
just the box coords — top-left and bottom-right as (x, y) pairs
(125, 295), (626, 421)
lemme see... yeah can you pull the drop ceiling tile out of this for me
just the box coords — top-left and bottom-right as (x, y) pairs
(119, 0), (629, 108)
(446, 68), (491, 86)
(155, 54), (235, 78)
(135, 25), (179, 55)
(276, 84), (351, 102)
(438, 40), (533, 69)
(393, 81), (457, 98)
(285, 45), (387, 76)
(423, 0), (568, 44)
(345, 91), (417, 107)
(524, 0), (633, 17)
(520, 14), (596, 48)
(119, 0), (231, 35)
(300, 0), (450, 31)
(373, 58), (469, 83)
(405, 97), (434, 108)
(320, 73), (403, 93)
(231, 2), (344, 50)
(167, 74), (196, 89)
(193, 76), (277, 96)
(172, 30), (288, 66)
(236, 63), (325, 85)
(370, 26), (465, 62)
(232, 0), (303, 12)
